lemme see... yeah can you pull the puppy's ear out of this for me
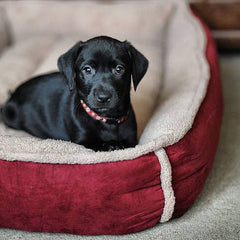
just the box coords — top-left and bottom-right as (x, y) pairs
(57, 41), (83, 91)
(125, 41), (148, 91)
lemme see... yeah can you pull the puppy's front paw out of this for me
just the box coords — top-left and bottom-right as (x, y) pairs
(107, 145), (124, 152)
(100, 141), (125, 152)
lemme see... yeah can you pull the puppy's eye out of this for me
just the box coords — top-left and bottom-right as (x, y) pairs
(113, 65), (125, 75)
(82, 65), (93, 74)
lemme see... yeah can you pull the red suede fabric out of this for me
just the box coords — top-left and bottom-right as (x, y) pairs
(0, 153), (164, 235)
(165, 14), (223, 218)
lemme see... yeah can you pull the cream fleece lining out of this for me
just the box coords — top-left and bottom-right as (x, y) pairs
(0, 1), (209, 164)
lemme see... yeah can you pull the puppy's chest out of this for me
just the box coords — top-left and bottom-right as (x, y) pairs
(99, 124), (120, 141)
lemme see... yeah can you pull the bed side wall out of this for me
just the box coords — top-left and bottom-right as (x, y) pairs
(165, 14), (223, 218)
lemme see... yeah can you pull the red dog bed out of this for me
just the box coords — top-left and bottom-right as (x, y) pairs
(0, 12), (223, 236)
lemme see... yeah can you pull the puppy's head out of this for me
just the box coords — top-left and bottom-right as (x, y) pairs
(58, 36), (148, 117)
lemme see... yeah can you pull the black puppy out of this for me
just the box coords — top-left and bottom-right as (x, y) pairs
(1, 36), (148, 151)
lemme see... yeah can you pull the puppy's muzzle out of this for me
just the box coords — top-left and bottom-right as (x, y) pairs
(94, 89), (112, 104)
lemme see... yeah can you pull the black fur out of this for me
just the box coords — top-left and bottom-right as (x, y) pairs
(1, 36), (148, 151)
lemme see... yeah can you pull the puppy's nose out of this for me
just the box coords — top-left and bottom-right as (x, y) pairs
(96, 91), (112, 103)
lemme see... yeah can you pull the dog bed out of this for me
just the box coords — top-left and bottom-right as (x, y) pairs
(0, 1), (223, 236)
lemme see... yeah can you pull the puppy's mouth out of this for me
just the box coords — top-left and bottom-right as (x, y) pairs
(92, 107), (112, 113)
(81, 99), (123, 119)
(85, 100), (119, 115)
(91, 107), (121, 118)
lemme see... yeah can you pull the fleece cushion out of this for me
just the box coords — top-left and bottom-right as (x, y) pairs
(0, 36), (56, 110)
(0, 1), (223, 236)
(0, 8), (10, 55)
(1, 0), (172, 43)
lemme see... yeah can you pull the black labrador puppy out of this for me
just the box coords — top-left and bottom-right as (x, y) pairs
(0, 36), (148, 151)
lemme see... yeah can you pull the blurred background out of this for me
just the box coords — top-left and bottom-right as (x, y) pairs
(190, 0), (240, 51)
